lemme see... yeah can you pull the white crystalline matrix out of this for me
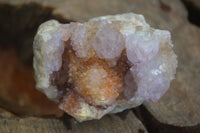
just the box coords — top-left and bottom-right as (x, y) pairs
(33, 13), (177, 121)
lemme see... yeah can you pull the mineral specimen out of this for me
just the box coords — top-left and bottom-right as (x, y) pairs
(33, 13), (177, 121)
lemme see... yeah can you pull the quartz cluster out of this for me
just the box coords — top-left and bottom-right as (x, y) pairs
(33, 13), (177, 121)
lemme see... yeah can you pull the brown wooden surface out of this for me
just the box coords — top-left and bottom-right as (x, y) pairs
(0, 0), (200, 132)
(0, 108), (147, 133)
(0, 48), (63, 117)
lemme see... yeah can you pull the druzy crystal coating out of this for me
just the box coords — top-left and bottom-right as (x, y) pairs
(33, 13), (177, 121)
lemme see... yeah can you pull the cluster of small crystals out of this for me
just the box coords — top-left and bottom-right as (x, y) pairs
(33, 13), (177, 121)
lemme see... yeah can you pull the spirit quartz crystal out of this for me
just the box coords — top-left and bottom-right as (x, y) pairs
(33, 13), (177, 121)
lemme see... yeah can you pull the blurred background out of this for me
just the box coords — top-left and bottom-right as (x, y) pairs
(0, 0), (199, 133)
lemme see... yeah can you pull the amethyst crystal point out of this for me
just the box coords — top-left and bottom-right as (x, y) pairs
(33, 13), (177, 121)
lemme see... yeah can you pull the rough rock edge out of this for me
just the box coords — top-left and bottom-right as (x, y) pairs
(33, 20), (63, 102)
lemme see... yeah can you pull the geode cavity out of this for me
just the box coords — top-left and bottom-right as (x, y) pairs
(33, 13), (177, 121)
